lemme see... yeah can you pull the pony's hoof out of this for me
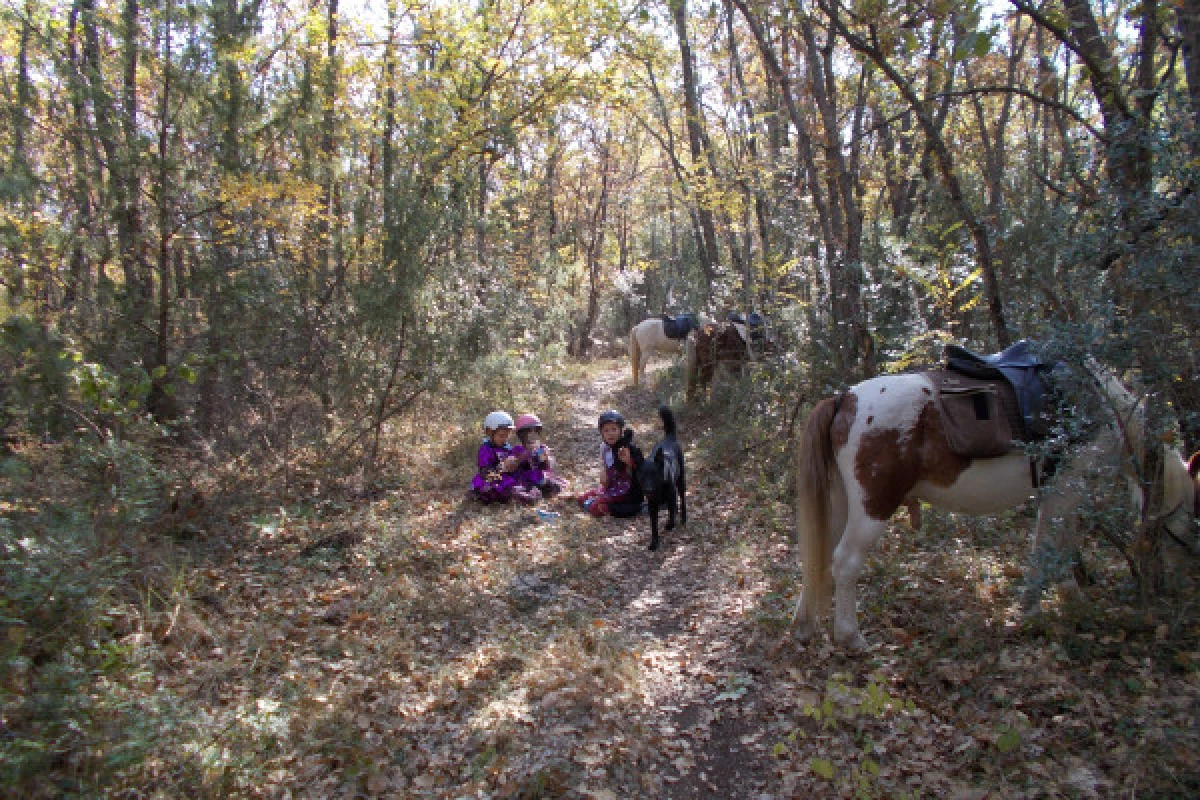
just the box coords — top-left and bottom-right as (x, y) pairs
(665, 522), (675, 531)
(793, 619), (817, 642)
(835, 630), (869, 652)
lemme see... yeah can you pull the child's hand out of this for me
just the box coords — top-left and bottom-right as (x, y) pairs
(502, 456), (519, 471)
(617, 447), (633, 466)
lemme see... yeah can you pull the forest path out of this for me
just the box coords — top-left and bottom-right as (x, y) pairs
(543, 359), (777, 799)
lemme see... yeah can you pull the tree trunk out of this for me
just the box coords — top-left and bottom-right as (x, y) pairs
(671, 0), (721, 289)
(725, 0), (769, 301)
(65, 1), (96, 314)
(1178, 0), (1200, 143)
(146, 0), (177, 421)
(320, 0), (342, 289)
(799, 14), (868, 375)
(9, 0), (33, 186)
(574, 133), (612, 357)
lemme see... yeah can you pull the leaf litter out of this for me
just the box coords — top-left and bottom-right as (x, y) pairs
(135, 361), (1198, 798)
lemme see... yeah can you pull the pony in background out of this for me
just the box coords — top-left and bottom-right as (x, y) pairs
(630, 314), (703, 386)
(793, 359), (1199, 651)
(685, 321), (752, 401)
(686, 321), (748, 402)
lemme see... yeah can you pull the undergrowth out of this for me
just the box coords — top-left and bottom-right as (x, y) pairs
(0, 349), (583, 797)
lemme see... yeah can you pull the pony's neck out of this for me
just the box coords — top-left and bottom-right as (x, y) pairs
(1086, 359), (1147, 455)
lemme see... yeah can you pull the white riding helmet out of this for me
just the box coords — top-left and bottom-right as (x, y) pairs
(483, 410), (514, 432)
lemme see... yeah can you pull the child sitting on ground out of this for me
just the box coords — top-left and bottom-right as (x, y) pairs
(577, 409), (644, 518)
(471, 411), (541, 504)
(513, 413), (569, 499)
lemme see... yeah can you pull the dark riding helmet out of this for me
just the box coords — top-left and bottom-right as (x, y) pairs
(597, 409), (625, 429)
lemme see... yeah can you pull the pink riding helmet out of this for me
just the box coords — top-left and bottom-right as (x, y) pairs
(514, 413), (543, 432)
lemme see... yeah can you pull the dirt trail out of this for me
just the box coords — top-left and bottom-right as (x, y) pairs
(549, 362), (775, 798)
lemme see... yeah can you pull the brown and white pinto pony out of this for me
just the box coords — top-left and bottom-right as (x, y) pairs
(794, 368), (1199, 651)
(685, 321), (752, 400)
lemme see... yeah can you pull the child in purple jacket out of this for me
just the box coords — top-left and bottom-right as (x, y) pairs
(471, 411), (541, 504)
(513, 413), (569, 498)
(577, 409), (644, 518)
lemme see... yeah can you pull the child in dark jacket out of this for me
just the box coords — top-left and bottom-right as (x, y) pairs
(513, 413), (569, 498)
(471, 411), (541, 504)
(578, 409), (644, 518)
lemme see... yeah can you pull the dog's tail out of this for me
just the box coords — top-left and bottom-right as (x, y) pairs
(658, 405), (677, 438)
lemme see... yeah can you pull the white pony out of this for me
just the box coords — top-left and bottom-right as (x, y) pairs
(793, 363), (1199, 650)
(630, 315), (705, 386)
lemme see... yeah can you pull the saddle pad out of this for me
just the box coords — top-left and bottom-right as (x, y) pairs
(925, 370), (1025, 458)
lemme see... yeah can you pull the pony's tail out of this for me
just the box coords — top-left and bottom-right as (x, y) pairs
(658, 405), (677, 438)
(630, 329), (642, 386)
(798, 396), (841, 619)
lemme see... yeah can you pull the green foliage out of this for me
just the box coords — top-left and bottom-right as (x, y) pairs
(995, 726), (1021, 754)
(0, 501), (146, 789)
(0, 316), (74, 437)
(801, 674), (913, 730)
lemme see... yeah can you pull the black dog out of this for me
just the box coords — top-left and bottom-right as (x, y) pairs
(636, 406), (687, 551)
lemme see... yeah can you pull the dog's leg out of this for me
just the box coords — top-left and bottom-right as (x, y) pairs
(649, 504), (660, 551)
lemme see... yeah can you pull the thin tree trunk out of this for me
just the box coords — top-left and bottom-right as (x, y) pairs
(1178, 0), (1200, 143)
(320, 0), (341, 289)
(575, 132), (612, 357)
(147, 0), (177, 420)
(5, 0), (35, 302)
(65, 1), (96, 314)
(10, 0), (33, 184)
(725, 0), (769, 301)
(671, 0), (720, 290)
(799, 13), (868, 374)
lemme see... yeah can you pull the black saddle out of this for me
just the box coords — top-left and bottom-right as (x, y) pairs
(945, 340), (1045, 370)
(944, 339), (1055, 436)
(727, 311), (767, 342)
(661, 314), (698, 340)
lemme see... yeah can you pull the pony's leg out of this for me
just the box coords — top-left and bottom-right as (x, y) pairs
(831, 510), (887, 651)
(630, 331), (641, 386)
(684, 338), (697, 400)
(1023, 495), (1086, 613)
